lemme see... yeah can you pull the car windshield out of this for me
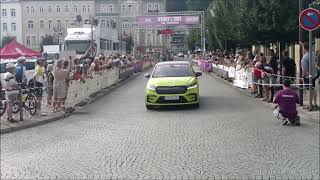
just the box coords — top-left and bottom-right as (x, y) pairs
(65, 41), (90, 54)
(152, 64), (193, 78)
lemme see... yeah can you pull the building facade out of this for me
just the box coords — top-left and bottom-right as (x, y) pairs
(0, 0), (23, 44)
(95, 0), (167, 54)
(20, 0), (95, 50)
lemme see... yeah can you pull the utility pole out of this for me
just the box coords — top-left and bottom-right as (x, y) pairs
(299, 0), (304, 106)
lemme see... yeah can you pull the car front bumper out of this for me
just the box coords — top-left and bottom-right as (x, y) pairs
(145, 87), (199, 106)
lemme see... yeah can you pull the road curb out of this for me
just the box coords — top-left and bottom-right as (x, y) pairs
(0, 71), (146, 134)
(208, 73), (320, 124)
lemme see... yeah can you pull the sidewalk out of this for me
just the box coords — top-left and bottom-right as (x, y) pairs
(208, 73), (320, 124)
(0, 72), (143, 134)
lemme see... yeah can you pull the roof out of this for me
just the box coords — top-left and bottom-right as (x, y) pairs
(0, 39), (41, 59)
(156, 61), (190, 65)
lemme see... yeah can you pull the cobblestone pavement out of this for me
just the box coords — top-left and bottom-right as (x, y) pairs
(1, 69), (319, 180)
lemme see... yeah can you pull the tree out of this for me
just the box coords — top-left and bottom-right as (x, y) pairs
(76, 15), (83, 26)
(187, 29), (201, 51)
(186, 0), (210, 11)
(123, 35), (134, 54)
(39, 35), (56, 52)
(166, 0), (187, 12)
(1, 36), (14, 47)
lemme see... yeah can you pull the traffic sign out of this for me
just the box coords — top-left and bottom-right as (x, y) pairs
(299, 8), (320, 31)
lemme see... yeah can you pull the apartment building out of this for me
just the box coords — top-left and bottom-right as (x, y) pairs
(20, 0), (95, 50)
(0, 0), (23, 44)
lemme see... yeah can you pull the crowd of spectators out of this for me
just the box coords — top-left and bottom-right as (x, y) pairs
(2, 53), (153, 123)
(193, 42), (320, 110)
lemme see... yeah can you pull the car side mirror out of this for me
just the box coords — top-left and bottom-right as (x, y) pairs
(195, 72), (202, 77)
(144, 73), (151, 78)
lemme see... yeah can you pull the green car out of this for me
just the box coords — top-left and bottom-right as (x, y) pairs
(144, 61), (202, 109)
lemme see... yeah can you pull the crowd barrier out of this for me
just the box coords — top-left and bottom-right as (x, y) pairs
(65, 61), (151, 108)
(194, 59), (253, 89)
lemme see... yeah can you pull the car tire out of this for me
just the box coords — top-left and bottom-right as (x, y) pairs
(146, 105), (153, 110)
(193, 103), (200, 109)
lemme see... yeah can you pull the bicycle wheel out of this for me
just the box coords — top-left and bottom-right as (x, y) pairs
(26, 93), (37, 116)
(0, 100), (7, 116)
(12, 101), (21, 114)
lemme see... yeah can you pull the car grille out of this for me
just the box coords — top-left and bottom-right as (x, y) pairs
(156, 86), (187, 94)
(156, 96), (188, 103)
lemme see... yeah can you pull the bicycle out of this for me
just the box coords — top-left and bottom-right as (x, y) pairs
(13, 87), (37, 116)
(0, 88), (37, 117)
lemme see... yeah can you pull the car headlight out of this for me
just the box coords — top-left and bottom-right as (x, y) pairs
(147, 84), (157, 90)
(187, 82), (198, 89)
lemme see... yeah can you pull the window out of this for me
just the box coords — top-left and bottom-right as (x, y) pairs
(128, 5), (132, 12)
(11, 23), (16, 31)
(83, 5), (86, 13)
(40, 7), (44, 13)
(26, 36), (30, 45)
(2, 23), (7, 31)
(57, 20), (62, 29)
(2, 9), (7, 17)
(108, 5), (113, 13)
(48, 20), (53, 29)
(31, 6), (34, 13)
(32, 36), (36, 45)
(26, 7), (29, 13)
(154, 4), (159, 11)
(28, 20), (34, 29)
(73, 5), (77, 12)
(48, 6), (52, 13)
(57, 5), (61, 13)
(40, 20), (44, 28)
(122, 20), (130, 27)
(66, 20), (70, 28)
(122, 5), (126, 12)
(101, 20), (106, 27)
(11, 9), (16, 17)
(65, 5), (69, 12)
(147, 34), (151, 44)
(101, 5), (106, 12)
(148, 4), (152, 11)
(87, 5), (90, 13)
(106, 20), (110, 28)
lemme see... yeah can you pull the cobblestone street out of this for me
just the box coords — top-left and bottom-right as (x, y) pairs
(1, 70), (319, 180)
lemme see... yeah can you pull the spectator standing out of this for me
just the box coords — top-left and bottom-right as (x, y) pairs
(261, 56), (273, 101)
(52, 60), (68, 112)
(3, 63), (19, 123)
(15, 56), (27, 87)
(33, 58), (46, 116)
(62, 60), (70, 109)
(267, 50), (278, 102)
(301, 43), (320, 110)
(281, 50), (296, 81)
(46, 64), (54, 106)
(273, 79), (300, 126)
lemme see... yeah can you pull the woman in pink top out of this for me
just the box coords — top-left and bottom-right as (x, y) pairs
(52, 60), (68, 112)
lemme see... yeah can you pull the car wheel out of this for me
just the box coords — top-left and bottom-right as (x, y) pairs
(146, 105), (153, 110)
(193, 103), (200, 109)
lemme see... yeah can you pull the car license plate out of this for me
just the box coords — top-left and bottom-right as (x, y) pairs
(164, 96), (179, 100)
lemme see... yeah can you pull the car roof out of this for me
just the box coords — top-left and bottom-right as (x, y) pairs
(156, 61), (190, 66)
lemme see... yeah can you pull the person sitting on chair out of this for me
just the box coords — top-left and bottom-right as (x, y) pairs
(273, 79), (300, 126)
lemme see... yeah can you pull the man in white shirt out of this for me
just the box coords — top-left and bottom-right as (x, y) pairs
(3, 63), (19, 123)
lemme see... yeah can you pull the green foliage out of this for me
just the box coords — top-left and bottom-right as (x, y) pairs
(166, 0), (187, 12)
(39, 35), (56, 52)
(201, 0), (300, 50)
(123, 35), (134, 53)
(187, 29), (201, 50)
(1, 36), (14, 47)
(186, 0), (210, 11)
